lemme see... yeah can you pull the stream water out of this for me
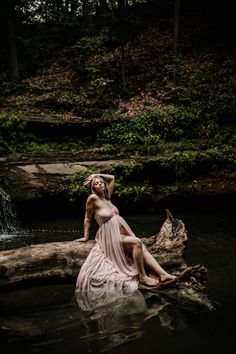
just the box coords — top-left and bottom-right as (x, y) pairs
(0, 211), (235, 354)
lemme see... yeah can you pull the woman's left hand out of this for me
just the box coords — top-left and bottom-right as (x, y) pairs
(75, 237), (89, 242)
(83, 174), (97, 186)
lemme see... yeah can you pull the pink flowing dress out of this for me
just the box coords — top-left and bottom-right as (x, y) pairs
(75, 207), (139, 310)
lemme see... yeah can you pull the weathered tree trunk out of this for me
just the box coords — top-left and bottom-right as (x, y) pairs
(173, 0), (180, 59)
(117, 0), (127, 93)
(100, 0), (109, 12)
(121, 43), (127, 92)
(81, 0), (89, 17)
(0, 210), (216, 312)
(6, 6), (19, 82)
(70, 0), (78, 15)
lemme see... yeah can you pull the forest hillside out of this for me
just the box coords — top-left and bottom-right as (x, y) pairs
(0, 0), (235, 214)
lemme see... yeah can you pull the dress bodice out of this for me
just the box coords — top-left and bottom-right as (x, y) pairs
(95, 207), (119, 225)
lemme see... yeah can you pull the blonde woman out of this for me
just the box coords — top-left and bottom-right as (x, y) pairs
(75, 174), (176, 308)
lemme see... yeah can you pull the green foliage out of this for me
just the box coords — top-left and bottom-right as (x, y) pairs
(171, 150), (199, 183)
(73, 35), (105, 81)
(114, 179), (153, 201)
(72, 35), (113, 93)
(97, 106), (204, 148)
(164, 56), (183, 79)
(66, 171), (153, 202)
(164, 61), (236, 130)
(0, 2), (235, 202)
(65, 171), (93, 200)
(0, 114), (86, 155)
(128, 182), (153, 200)
(90, 77), (114, 90)
(169, 146), (233, 183)
(0, 81), (14, 96)
(73, 36), (106, 56)
(0, 114), (27, 130)
(97, 91), (235, 155)
(19, 141), (85, 153)
(0, 115), (33, 154)
(65, 161), (153, 202)
(158, 184), (178, 193)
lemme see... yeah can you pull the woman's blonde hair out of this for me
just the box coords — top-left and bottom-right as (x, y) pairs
(90, 176), (109, 199)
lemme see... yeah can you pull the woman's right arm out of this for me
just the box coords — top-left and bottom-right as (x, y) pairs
(77, 195), (95, 242)
(84, 173), (115, 199)
(100, 174), (115, 199)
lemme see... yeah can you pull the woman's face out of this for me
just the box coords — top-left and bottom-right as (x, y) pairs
(92, 178), (105, 193)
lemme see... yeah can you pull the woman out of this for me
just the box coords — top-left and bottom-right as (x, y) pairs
(75, 173), (176, 308)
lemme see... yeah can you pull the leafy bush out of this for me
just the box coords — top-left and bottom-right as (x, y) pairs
(164, 62), (236, 126)
(65, 171), (92, 200)
(65, 162), (153, 202)
(0, 114), (86, 155)
(0, 115), (33, 155)
(97, 106), (204, 147)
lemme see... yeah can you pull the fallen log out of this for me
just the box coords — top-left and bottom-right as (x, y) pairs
(0, 210), (216, 312)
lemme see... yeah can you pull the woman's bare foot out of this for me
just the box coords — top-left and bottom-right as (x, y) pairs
(160, 273), (176, 282)
(139, 275), (160, 287)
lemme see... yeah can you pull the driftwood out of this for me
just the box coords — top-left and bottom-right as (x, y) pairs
(0, 210), (216, 313)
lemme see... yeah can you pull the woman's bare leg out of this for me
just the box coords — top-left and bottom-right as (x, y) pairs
(121, 236), (159, 286)
(142, 244), (176, 281)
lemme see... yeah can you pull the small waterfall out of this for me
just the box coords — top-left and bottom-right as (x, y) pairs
(0, 188), (18, 234)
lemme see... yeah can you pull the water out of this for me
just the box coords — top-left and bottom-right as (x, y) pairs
(0, 212), (235, 354)
(0, 188), (18, 234)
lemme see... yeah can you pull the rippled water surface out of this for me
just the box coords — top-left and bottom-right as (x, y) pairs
(0, 212), (235, 354)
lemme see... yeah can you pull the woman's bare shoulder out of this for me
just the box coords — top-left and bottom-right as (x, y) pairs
(87, 193), (99, 202)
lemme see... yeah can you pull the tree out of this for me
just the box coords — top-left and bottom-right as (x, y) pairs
(0, 1), (20, 82)
(173, 0), (180, 59)
(118, 0), (127, 93)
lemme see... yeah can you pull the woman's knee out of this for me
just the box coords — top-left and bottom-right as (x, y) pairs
(121, 236), (143, 251)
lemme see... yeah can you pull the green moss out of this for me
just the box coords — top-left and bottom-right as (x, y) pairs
(158, 184), (178, 193)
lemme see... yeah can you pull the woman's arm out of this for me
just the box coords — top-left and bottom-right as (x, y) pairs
(77, 195), (95, 242)
(99, 174), (115, 199)
(84, 173), (115, 199)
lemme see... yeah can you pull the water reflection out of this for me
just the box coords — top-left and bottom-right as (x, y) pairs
(72, 288), (192, 352)
(74, 290), (147, 352)
(0, 276), (232, 354)
(0, 283), (197, 354)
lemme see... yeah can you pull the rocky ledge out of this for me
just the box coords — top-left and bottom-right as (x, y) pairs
(0, 156), (235, 215)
